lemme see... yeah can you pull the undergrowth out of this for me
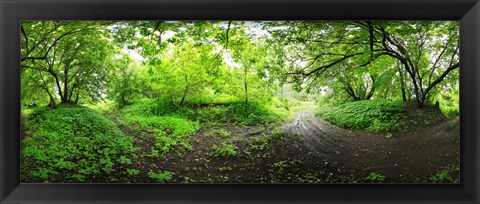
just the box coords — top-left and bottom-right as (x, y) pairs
(21, 104), (137, 183)
(415, 163), (460, 183)
(316, 100), (446, 133)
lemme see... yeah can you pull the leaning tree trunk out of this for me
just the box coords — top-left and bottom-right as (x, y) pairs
(398, 65), (407, 102)
(244, 66), (249, 112)
(180, 75), (188, 106)
(47, 93), (56, 109)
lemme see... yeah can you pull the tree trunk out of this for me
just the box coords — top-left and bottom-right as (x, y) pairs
(398, 65), (407, 102)
(63, 68), (69, 103)
(74, 92), (79, 104)
(180, 75), (188, 106)
(244, 66), (248, 109)
(365, 75), (375, 100)
(45, 90), (56, 109)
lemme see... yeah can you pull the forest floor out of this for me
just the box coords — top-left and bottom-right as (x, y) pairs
(126, 109), (460, 183)
(285, 111), (460, 182)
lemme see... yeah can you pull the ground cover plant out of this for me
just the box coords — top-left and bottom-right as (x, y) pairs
(21, 21), (460, 183)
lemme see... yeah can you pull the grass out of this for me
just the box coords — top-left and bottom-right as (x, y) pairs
(316, 100), (446, 133)
(21, 104), (137, 183)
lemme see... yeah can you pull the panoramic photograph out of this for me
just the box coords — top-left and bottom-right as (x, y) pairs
(20, 21), (459, 183)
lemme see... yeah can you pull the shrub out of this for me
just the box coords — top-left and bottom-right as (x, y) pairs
(124, 115), (199, 137)
(123, 116), (198, 156)
(316, 100), (407, 133)
(226, 102), (281, 125)
(121, 98), (176, 117)
(21, 105), (137, 182)
(125, 98), (281, 126)
(120, 99), (200, 156)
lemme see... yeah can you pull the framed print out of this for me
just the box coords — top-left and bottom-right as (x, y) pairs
(1, 0), (479, 203)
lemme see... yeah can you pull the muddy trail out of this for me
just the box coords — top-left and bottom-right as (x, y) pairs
(285, 111), (460, 180)
(120, 110), (459, 183)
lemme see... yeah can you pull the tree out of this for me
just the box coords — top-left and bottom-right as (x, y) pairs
(361, 21), (459, 107)
(264, 21), (459, 107)
(229, 22), (273, 107)
(146, 41), (218, 106)
(21, 21), (115, 106)
(108, 55), (143, 107)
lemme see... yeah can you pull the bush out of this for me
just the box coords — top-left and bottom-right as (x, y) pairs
(121, 102), (199, 156)
(316, 100), (406, 133)
(226, 102), (281, 125)
(177, 101), (280, 125)
(316, 100), (447, 133)
(125, 98), (281, 126)
(124, 115), (199, 137)
(121, 98), (175, 117)
(120, 99), (199, 155)
(21, 105), (137, 182)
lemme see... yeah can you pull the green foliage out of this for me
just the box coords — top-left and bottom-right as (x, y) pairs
(21, 21), (116, 106)
(217, 129), (231, 138)
(121, 98), (172, 117)
(365, 172), (386, 182)
(153, 132), (194, 156)
(317, 100), (407, 133)
(108, 55), (144, 107)
(436, 80), (459, 117)
(243, 131), (284, 157)
(225, 102), (281, 125)
(206, 129), (231, 138)
(20, 21), (460, 184)
(268, 21), (459, 108)
(428, 164), (460, 183)
(126, 168), (140, 176)
(148, 171), (174, 182)
(209, 143), (238, 158)
(125, 115), (199, 138)
(120, 100), (199, 156)
(413, 164), (460, 184)
(273, 160), (289, 168)
(246, 137), (269, 152)
(124, 98), (280, 126)
(386, 133), (393, 139)
(21, 105), (137, 182)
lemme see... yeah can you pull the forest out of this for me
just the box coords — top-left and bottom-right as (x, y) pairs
(20, 21), (459, 183)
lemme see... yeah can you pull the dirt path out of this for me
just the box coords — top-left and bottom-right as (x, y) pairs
(285, 111), (460, 180)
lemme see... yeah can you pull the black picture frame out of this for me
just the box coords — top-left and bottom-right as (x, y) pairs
(1, 0), (479, 203)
